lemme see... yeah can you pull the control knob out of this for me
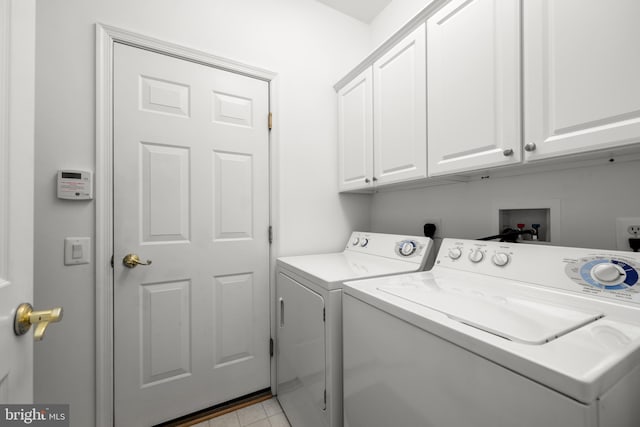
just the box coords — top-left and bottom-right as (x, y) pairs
(469, 249), (484, 263)
(360, 238), (369, 247)
(352, 237), (360, 246)
(399, 241), (417, 256)
(491, 252), (510, 267)
(448, 247), (462, 260)
(591, 263), (625, 284)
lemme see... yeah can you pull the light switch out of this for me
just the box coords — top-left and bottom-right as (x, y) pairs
(64, 237), (90, 265)
(72, 243), (82, 259)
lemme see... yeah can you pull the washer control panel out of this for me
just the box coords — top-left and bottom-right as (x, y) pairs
(436, 238), (640, 305)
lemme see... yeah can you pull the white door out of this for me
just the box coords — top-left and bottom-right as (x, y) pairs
(113, 43), (271, 426)
(0, 0), (35, 404)
(523, 0), (640, 161)
(338, 67), (373, 192)
(373, 24), (427, 186)
(427, 0), (521, 176)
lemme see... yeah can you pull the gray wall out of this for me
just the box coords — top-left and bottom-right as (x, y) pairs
(371, 159), (640, 250)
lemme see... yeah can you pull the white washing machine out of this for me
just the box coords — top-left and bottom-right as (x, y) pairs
(343, 238), (640, 427)
(276, 232), (434, 427)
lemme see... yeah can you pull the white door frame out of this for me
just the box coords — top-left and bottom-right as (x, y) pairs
(95, 24), (279, 426)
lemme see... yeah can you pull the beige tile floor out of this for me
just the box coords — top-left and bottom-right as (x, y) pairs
(191, 398), (290, 427)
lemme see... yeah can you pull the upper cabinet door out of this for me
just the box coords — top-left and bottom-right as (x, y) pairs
(373, 23), (427, 186)
(338, 67), (373, 192)
(524, 0), (640, 161)
(427, 0), (521, 176)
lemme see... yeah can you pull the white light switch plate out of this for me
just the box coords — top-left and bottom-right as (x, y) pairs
(64, 237), (90, 265)
(615, 218), (640, 251)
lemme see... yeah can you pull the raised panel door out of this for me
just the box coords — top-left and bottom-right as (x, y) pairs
(524, 0), (640, 161)
(113, 43), (270, 426)
(373, 24), (427, 185)
(427, 0), (521, 176)
(338, 68), (373, 192)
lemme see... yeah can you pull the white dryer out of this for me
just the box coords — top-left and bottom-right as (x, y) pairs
(343, 238), (640, 427)
(276, 232), (434, 427)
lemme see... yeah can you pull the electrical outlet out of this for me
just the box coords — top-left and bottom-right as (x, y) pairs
(628, 225), (640, 236)
(616, 218), (640, 250)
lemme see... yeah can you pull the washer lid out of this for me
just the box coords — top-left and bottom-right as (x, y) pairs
(379, 285), (604, 345)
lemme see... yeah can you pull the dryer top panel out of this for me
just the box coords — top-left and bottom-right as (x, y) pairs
(277, 232), (433, 290)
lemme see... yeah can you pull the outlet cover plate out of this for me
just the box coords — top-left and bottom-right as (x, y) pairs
(615, 218), (640, 251)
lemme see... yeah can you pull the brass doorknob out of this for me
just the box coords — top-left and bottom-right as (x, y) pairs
(122, 253), (152, 268)
(14, 303), (63, 341)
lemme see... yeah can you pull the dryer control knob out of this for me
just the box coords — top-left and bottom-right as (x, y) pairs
(448, 248), (462, 260)
(469, 249), (484, 263)
(492, 252), (510, 267)
(352, 237), (360, 246)
(399, 241), (417, 256)
(592, 263), (625, 284)
(360, 238), (369, 247)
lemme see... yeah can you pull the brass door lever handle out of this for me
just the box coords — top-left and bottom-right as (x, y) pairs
(122, 253), (153, 268)
(14, 303), (64, 341)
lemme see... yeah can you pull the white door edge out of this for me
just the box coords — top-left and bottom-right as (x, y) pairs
(95, 24), (279, 427)
(0, 0), (35, 404)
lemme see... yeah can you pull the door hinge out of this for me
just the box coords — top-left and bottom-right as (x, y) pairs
(110, 255), (114, 268)
(324, 389), (327, 405)
(268, 225), (273, 244)
(270, 337), (274, 357)
(268, 112), (273, 130)
(323, 307), (325, 322)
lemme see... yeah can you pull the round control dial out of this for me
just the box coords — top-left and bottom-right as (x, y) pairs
(491, 252), (510, 267)
(591, 263), (626, 284)
(566, 256), (639, 292)
(448, 247), (462, 260)
(360, 238), (369, 247)
(399, 240), (417, 257)
(469, 249), (484, 263)
(352, 237), (360, 246)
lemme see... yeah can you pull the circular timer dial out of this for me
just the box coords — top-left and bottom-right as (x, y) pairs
(360, 238), (369, 247)
(568, 256), (639, 291)
(352, 237), (360, 246)
(591, 263), (625, 284)
(399, 240), (417, 257)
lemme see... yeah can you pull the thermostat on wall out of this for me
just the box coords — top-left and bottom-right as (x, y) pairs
(57, 170), (93, 200)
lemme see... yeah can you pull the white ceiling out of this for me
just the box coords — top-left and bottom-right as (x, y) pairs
(315, 0), (392, 23)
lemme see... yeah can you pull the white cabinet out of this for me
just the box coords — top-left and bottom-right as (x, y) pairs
(523, 0), (640, 161)
(337, 24), (426, 191)
(427, 0), (521, 176)
(338, 68), (373, 192)
(373, 24), (427, 186)
(338, 0), (640, 187)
